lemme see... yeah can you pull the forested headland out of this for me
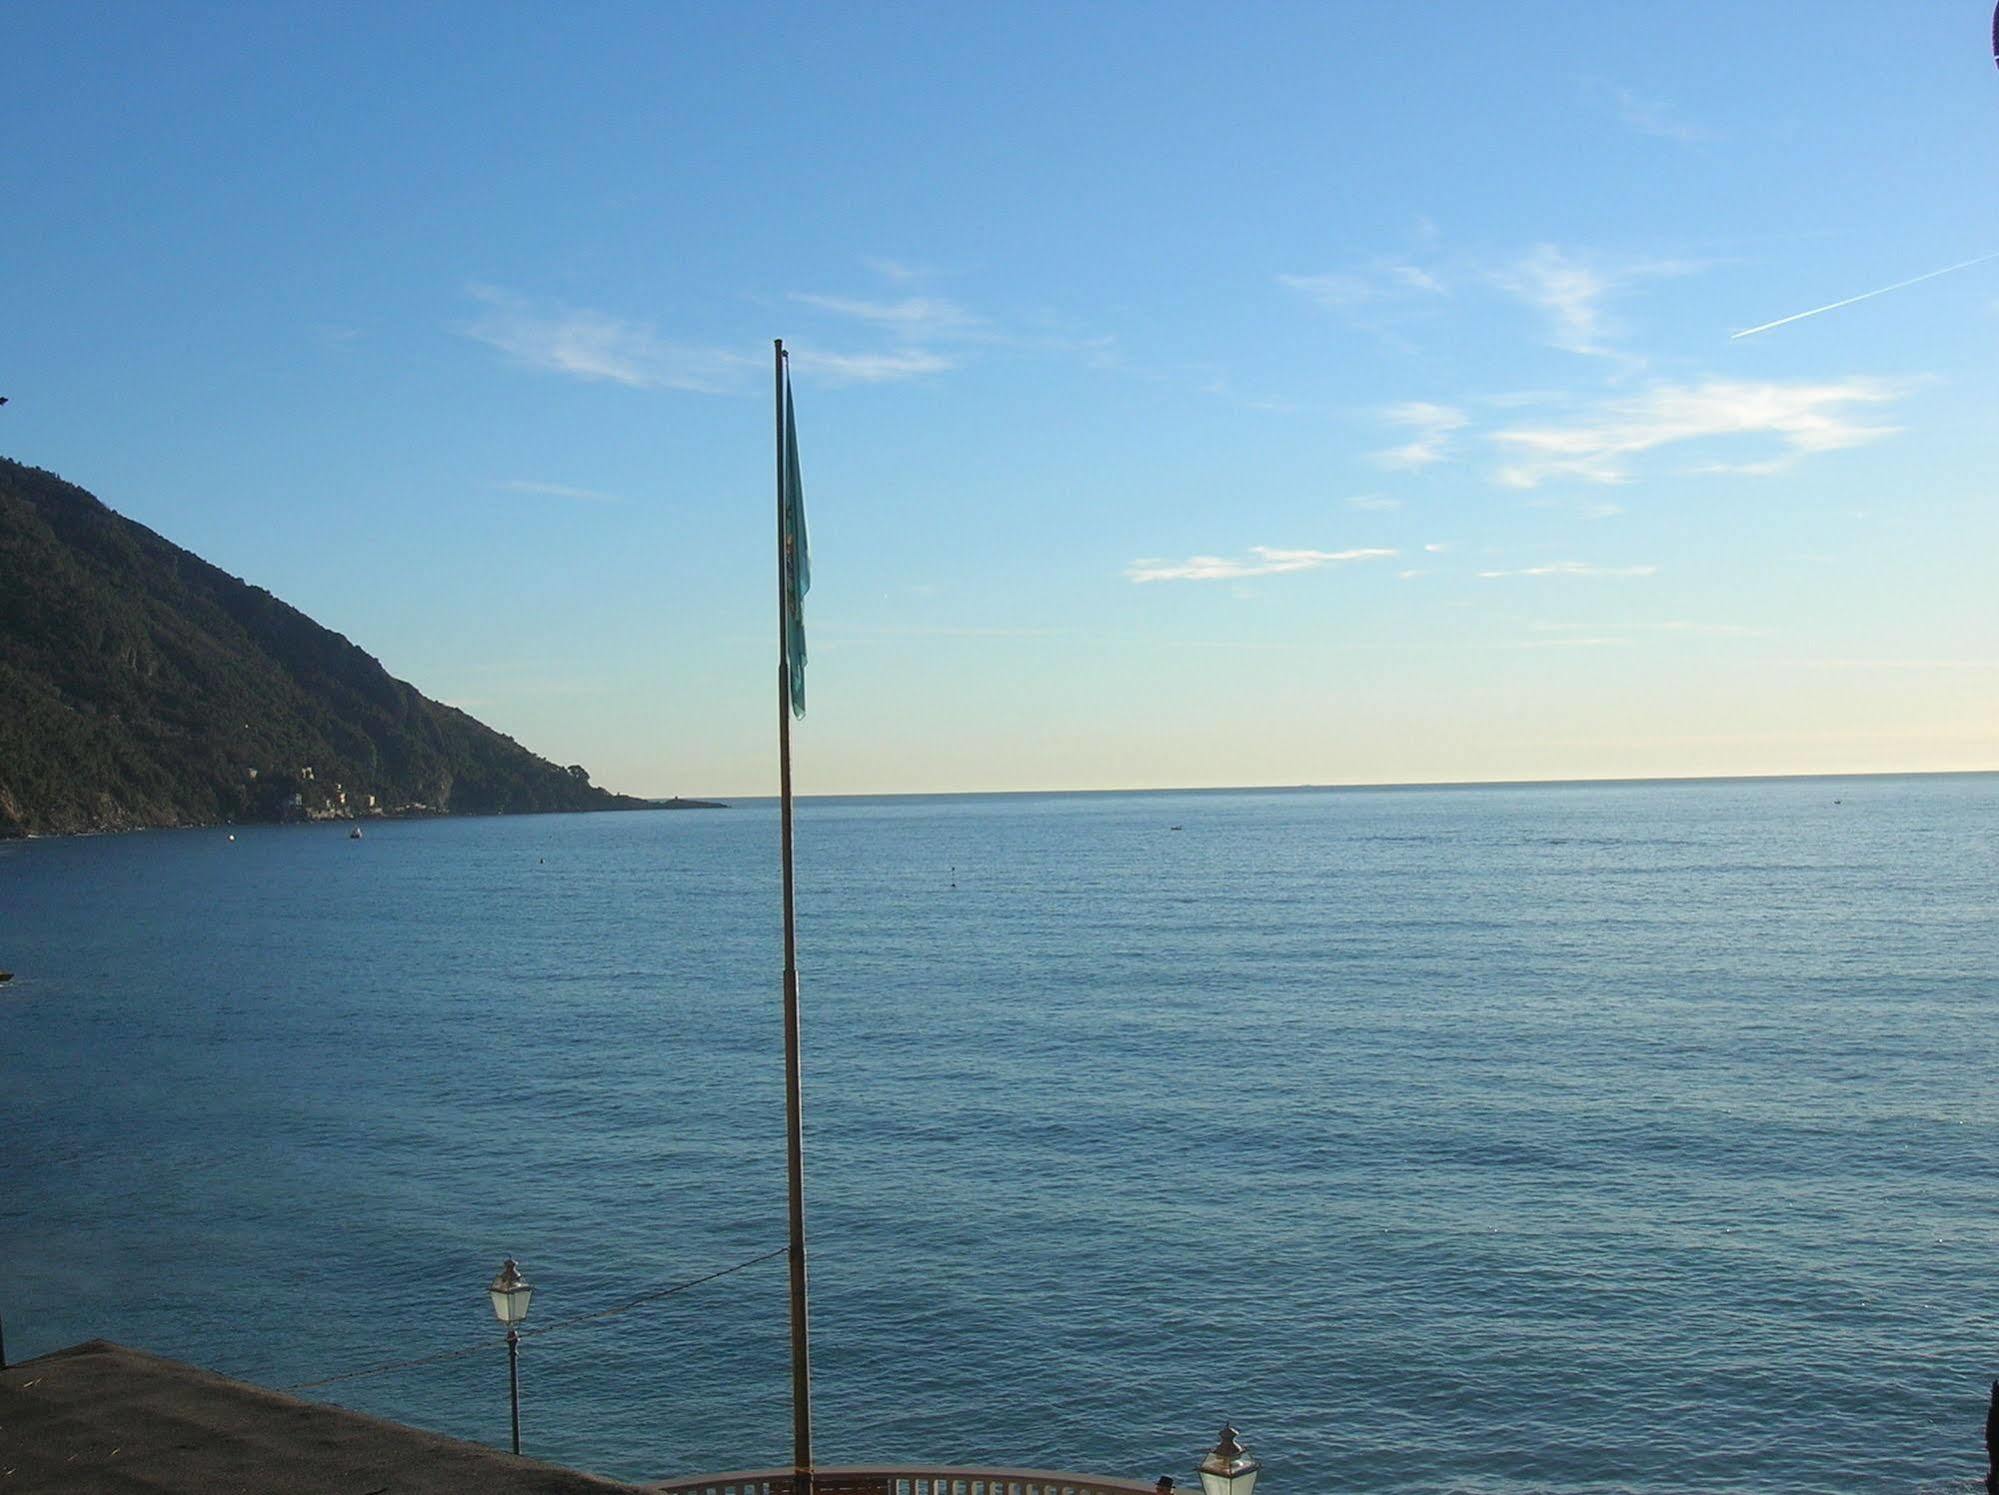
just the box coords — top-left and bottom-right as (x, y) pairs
(0, 457), (670, 836)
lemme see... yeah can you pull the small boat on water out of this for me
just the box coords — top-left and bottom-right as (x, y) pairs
(349, 827), (364, 840)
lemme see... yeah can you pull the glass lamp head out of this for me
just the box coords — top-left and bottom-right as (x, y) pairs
(1198, 1425), (1259, 1495)
(488, 1257), (533, 1327)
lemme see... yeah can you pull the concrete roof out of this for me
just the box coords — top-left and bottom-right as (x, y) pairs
(0, 1339), (650, 1492)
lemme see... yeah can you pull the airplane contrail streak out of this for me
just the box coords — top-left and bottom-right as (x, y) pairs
(1730, 252), (1999, 339)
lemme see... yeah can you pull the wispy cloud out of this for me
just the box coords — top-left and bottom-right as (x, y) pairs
(1194, 371), (1297, 413)
(461, 285), (957, 393)
(789, 292), (985, 339)
(1278, 271), (1374, 309)
(1479, 388), (1570, 410)
(1493, 245), (1705, 358)
(1477, 561), (1660, 579)
(786, 273), (976, 381)
(1373, 401), (1468, 469)
(784, 346), (955, 384)
(1279, 256), (1448, 319)
(1612, 87), (1716, 144)
(460, 285), (748, 392)
(1277, 248), (1452, 355)
(863, 256), (929, 283)
(786, 276), (1121, 383)
(1489, 376), (1908, 488)
(1346, 493), (1402, 511)
(1494, 247), (1616, 356)
(1386, 263), (1444, 294)
(1522, 495), (1624, 519)
(1128, 546), (1397, 584)
(499, 479), (622, 503)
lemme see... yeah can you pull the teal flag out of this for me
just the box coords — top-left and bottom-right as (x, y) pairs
(781, 372), (810, 717)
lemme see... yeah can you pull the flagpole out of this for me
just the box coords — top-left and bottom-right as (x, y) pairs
(774, 338), (814, 1495)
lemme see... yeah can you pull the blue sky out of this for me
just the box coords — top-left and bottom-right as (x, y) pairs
(5, 2), (1996, 795)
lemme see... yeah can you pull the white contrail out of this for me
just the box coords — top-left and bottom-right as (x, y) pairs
(1730, 252), (1999, 340)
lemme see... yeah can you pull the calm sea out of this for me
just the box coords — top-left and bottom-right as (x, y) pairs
(2, 776), (1995, 1492)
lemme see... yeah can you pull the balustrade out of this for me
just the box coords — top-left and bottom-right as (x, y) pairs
(648, 1464), (1162, 1495)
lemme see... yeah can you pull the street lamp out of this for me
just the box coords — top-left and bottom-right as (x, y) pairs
(1198, 1425), (1260, 1495)
(488, 1257), (534, 1455)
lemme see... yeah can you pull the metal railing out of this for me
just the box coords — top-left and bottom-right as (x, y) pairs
(647, 1465), (1161, 1495)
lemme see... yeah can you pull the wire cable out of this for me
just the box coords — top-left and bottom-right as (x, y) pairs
(277, 1245), (788, 1393)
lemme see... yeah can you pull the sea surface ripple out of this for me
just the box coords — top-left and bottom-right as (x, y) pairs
(2, 774), (1995, 1492)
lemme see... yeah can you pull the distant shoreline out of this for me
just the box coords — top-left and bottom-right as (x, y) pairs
(1, 797), (728, 842)
(13, 768), (1989, 836)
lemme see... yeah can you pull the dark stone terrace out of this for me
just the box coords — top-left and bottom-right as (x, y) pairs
(0, 1340), (647, 1492)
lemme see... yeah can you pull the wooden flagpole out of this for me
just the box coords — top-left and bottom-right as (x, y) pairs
(774, 338), (814, 1495)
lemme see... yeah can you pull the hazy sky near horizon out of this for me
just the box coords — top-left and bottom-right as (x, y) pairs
(5, 2), (1997, 796)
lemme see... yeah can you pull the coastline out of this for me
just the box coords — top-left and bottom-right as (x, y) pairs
(0, 796), (728, 842)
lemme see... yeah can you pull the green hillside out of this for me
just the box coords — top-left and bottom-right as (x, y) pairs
(0, 457), (651, 836)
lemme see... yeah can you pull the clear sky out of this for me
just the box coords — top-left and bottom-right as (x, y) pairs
(5, 2), (1996, 797)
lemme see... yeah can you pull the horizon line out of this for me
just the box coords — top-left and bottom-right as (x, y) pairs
(668, 764), (1997, 804)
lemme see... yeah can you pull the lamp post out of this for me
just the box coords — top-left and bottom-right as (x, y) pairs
(488, 1257), (534, 1455)
(1198, 1425), (1261, 1495)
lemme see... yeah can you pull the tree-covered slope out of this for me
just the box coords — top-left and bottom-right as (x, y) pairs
(0, 457), (647, 836)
